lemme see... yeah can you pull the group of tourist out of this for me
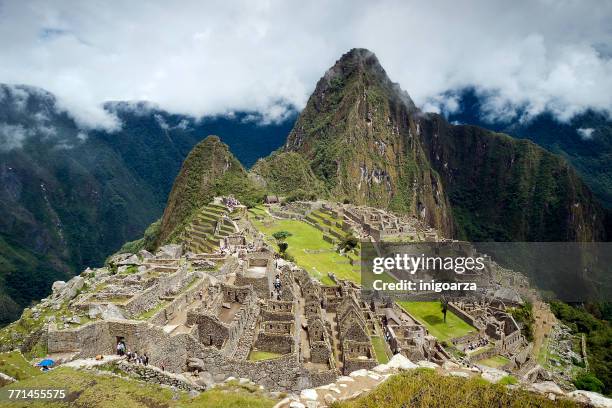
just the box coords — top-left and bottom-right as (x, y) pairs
(223, 196), (239, 211)
(116, 340), (149, 365)
(466, 337), (488, 351)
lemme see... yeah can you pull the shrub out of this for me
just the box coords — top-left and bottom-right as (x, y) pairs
(573, 372), (605, 393)
(338, 234), (359, 252)
(498, 376), (518, 385)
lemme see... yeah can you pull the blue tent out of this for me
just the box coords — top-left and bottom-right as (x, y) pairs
(37, 359), (54, 367)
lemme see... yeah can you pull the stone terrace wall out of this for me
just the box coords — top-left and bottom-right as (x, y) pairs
(116, 360), (203, 391)
(149, 276), (209, 326)
(123, 265), (194, 318)
(193, 346), (327, 392)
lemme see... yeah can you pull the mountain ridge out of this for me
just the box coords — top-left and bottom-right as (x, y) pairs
(262, 48), (609, 242)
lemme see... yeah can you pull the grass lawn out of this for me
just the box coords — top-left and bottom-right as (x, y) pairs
(248, 350), (282, 361)
(478, 355), (511, 368)
(370, 337), (390, 364)
(249, 207), (360, 284)
(0, 351), (42, 381)
(397, 302), (476, 342)
(0, 366), (278, 408)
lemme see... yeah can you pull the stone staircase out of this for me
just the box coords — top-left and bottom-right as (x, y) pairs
(181, 204), (237, 253)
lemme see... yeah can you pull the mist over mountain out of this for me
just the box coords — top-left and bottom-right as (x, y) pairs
(257, 49), (609, 243)
(0, 84), (293, 324)
(440, 88), (612, 209)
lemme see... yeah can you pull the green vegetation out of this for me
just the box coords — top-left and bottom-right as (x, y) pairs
(478, 355), (511, 369)
(272, 230), (292, 254)
(397, 302), (476, 342)
(115, 219), (161, 255)
(574, 372), (605, 394)
(339, 234), (359, 252)
(498, 375), (519, 386)
(0, 351), (41, 381)
(249, 208), (360, 284)
(248, 351), (282, 361)
(157, 136), (264, 244)
(0, 299), (95, 357)
(135, 300), (169, 320)
(330, 368), (579, 408)
(509, 302), (535, 342)
(0, 366), (277, 408)
(550, 301), (612, 396)
(370, 337), (389, 364)
(250, 151), (325, 197)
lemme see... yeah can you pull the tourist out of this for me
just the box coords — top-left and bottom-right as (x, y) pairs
(143, 353), (149, 366)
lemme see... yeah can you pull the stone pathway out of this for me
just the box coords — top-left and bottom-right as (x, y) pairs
(63, 355), (122, 369)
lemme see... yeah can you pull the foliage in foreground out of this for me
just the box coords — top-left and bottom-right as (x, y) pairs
(550, 301), (612, 396)
(0, 366), (276, 408)
(331, 369), (580, 408)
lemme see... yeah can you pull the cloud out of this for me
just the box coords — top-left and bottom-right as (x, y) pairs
(0, 123), (29, 150)
(0, 0), (610, 128)
(577, 127), (595, 140)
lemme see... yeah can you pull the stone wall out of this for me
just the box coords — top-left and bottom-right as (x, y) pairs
(235, 275), (269, 299)
(149, 277), (208, 326)
(343, 358), (377, 374)
(123, 265), (193, 318)
(466, 345), (501, 363)
(116, 360), (203, 391)
(310, 341), (332, 364)
(255, 332), (294, 354)
(192, 346), (304, 391)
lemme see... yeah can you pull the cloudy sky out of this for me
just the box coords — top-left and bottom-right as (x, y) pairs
(0, 0), (611, 130)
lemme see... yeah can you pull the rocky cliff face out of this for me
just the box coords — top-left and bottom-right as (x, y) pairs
(281, 48), (608, 242)
(284, 49), (454, 236)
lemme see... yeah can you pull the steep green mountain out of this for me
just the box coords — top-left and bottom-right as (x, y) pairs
(0, 85), (292, 325)
(277, 48), (608, 242)
(445, 89), (612, 208)
(417, 116), (608, 241)
(283, 49), (455, 236)
(250, 151), (325, 196)
(157, 136), (261, 243)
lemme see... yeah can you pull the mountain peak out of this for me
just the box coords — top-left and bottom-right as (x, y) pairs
(324, 48), (386, 83)
(157, 135), (247, 243)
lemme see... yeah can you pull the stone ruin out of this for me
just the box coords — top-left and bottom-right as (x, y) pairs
(38, 198), (535, 393)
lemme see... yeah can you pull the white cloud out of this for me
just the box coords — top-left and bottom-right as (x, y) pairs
(577, 127), (595, 140)
(0, 0), (610, 128)
(0, 123), (29, 150)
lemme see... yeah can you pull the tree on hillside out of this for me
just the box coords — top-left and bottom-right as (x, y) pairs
(441, 297), (449, 323)
(272, 230), (292, 254)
